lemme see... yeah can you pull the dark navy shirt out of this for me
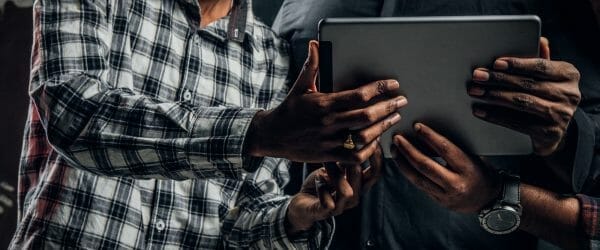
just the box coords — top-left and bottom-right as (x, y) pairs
(274, 0), (600, 249)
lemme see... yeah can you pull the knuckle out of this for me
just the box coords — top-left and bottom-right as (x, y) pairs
(487, 90), (502, 99)
(386, 99), (396, 113)
(439, 140), (452, 155)
(557, 108), (575, 124)
(519, 78), (536, 90)
(566, 89), (582, 106)
(452, 183), (468, 195)
(541, 126), (562, 140)
(491, 72), (506, 82)
(376, 80), (388, 95)
(561, 62), (581, 81)
(314, 98), (330, 110)
(354, 89), (371, 103)
(534, 59), (549, 74)
(356, 131), (370, 144)
(361, 109), (378, 123)
(513, 95), (535, 109)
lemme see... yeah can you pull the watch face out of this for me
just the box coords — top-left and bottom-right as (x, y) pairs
(484, 209), (520, 233)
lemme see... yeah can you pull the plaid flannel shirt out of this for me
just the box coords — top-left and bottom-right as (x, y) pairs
(9, 0), (333, 248)
(578, 195), (600, 249)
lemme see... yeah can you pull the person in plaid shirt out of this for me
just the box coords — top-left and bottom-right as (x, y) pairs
(9, 0), (407, 248)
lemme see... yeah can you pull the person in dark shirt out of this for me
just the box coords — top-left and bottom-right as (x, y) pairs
(274, 0), (600, 249)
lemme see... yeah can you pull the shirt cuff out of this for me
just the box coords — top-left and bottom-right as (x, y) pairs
(272, 198), (335, 249)
(186, 107), (263, 178)
(576, 194), (600, 249)
(569, 108), (595, 193)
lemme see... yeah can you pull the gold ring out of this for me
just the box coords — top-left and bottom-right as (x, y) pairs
(343, 134), (356, 150)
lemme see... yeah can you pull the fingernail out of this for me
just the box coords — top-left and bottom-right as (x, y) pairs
(472, 69), (489, 82)
(468, 87), (485, 96)
(414, 123), (422, 132)
(377, 136), (381, 142)
(390, 113), (401, 124)
(396, 97), (408, 108)
(473, 109), (487, 118)
(494, 59), (509, 70)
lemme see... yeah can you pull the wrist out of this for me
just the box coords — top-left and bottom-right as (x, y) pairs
(285, 195), (316, 236)
(244, 110), (269, 157)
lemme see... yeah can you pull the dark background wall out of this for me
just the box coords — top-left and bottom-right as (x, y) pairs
(0, 1), (283, 248)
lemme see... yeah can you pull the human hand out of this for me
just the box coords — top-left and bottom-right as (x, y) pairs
(286, 156), (383, 235)
(246, 40), (407, 164)
(469, 37), (581, 156)
(392, 123), (501, 213)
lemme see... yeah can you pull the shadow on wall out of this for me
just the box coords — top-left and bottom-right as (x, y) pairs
(0, 0), (283, 248)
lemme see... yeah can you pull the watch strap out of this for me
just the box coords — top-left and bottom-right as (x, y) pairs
(500, 173), (520, 207)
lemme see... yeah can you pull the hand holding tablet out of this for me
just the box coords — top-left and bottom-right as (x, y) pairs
(319, 15), (543, 157)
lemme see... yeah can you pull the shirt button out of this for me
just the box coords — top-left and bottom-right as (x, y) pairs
(366, 239), (376, 248)
(183, 90), (192, 101)
(155, 220), (165, 231)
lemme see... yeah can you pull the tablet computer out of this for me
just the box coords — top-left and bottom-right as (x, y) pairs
(318, 16), (540, 157)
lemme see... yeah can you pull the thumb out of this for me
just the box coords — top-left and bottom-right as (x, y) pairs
(539, 37), (551, 60)
(290, 40), (319, 95)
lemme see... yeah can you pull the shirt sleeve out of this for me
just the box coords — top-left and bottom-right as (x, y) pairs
(30, 0), (267, 180)
(576, 194), (600, 249)
(221, 158), (334, 249)
(556, 109), (600, 193)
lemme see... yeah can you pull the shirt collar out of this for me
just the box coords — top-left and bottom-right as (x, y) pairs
(180, 0), (255, 44)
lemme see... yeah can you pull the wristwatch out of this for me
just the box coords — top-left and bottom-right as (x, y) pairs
(478, 172), (522, 235)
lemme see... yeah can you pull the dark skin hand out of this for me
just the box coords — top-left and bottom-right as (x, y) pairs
(286, 151), (384, 235)
(469, 37), (581, 156)
(392, 123), (583, 249)
(246, 40), (406, 164)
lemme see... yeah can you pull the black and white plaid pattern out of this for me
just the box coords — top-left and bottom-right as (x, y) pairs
(10, 0), (332, 248)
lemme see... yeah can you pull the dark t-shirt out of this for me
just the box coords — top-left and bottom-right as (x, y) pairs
(274, 0), (600, 249)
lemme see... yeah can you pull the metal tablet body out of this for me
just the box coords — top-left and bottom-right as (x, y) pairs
(318, 16), (540, 157)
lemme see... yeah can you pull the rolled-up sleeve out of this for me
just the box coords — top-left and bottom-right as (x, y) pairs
(576, 194), (600, 249)
(569, 109), (598, 192)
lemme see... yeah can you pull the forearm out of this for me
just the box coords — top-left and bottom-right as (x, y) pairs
(519, 183), (584, 249)
(32, 74), (261, 179)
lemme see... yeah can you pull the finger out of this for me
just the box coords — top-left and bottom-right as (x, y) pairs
(333, 137), (380, 165)
(352, 113), (401, 145)
(342, 163), (362, 208)
(412, 123), (472, 172)
(315, 175), (335, 218)
(390, 142), (446, 198)
(324, 96), (407, 130)
(540, 37), (551, 60)
(493, 57), (577, 81)
(472, 104), (564, 155)
(362, 142), (383, 192)
(393, 134), (456, 188)
(330, 168), (353, 216)
(471, 69), (563, 102)
(290, 40), (319, 95)
(329, 79), (401, 111)
(470, 87), (571, 122)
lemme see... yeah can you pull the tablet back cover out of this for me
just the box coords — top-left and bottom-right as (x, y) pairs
(319, 16), (540, 157)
